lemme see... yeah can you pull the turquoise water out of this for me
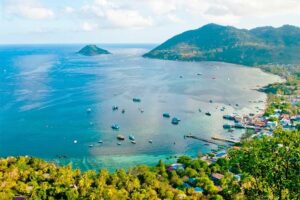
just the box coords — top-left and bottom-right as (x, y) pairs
(0, 44), (281, 171)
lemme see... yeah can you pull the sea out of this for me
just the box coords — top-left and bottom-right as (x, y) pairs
(0, 44), (282, 171)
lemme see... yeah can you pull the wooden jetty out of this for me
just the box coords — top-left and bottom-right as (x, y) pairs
(184, 134), (219, 145)
(211, 137), (238, 144)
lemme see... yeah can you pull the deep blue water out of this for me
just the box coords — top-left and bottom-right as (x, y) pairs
(0, 44), (281, 171)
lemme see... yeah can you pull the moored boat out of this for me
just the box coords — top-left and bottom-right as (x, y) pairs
(117, 134), (125, 140)
(163, 113), (170, 118)
(171, 117), (180, 125)
(112, 105), (118, 111)
(223, 124), (232, 129)
(111, 124), (120, 130)
(129, 135), (135, 141)
(205, 112), (211, 116)
(133, 98), (141, 102)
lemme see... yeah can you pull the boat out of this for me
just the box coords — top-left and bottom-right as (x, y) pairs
(133, 98), (141, 102)
(117, 142), (122, 145)
(223, 124), (232, 129)
(73, 140), (78, 144)
(121, 109), (125, 114)
(129, 135), (135, 141)
(148, 140), (153, 143)
(205, 112), (211, 116)
(197, 73), (202, 76)
(223, 114), (235, 120)
(86, 108), (92, 113)
(234, 122), (245, 129)
(112, 105), (118, 111)
(163, 113), (170, 118)
(117, 134), (125, 140)
(89, 144), (94, 148)
(98, 140), (103, 143)
(209, 100), (213, 103)
(198, 109), (202, 112)
(111, 124), (120, 130)
(131, 140), (136, 144)
(171, 117), (180, 125)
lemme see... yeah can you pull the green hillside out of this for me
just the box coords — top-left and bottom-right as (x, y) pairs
(144, 24), (300, 66)
(78, 45), (110, 56)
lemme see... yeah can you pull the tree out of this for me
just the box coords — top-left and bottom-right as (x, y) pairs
(229, 128), (300, 199)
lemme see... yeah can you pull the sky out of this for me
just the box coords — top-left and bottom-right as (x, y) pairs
(1, 0), (300, 44)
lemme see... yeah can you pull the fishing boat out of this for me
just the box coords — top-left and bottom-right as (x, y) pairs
(117, 134), (125, 140)
(129, 135), (135, 141)
(111, 124), (120, 130)
(133, 98), (141, 102)
(223, 124), (232, 129)
(205, 112), (211, 116)
(234, 122), (245, 129)
(171, 117), (180, 125)
(223, 114), (235, 120)
(163, 113), (170, 118)
(112, 105), (118, 111)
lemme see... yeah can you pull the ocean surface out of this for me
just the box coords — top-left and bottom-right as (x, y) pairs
(0, 44), (281, 171)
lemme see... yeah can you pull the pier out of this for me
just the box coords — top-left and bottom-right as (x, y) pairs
(184, 134), (219, 145)
(211, 137), (239, 144)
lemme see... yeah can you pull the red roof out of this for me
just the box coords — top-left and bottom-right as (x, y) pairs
(280, 114), (290, 120)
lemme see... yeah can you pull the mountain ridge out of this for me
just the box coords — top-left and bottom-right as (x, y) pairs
(143, 24), (300, 66)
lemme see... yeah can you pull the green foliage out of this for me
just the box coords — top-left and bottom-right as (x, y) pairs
(144, 24), (300, 66)
(229, 128), (300, 199)
(78, 45), (111, 56)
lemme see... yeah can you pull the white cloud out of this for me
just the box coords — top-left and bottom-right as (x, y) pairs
(105, 9), (153, 28)
(80, 0), (154, 29)
(3, 0), (54, 20)
(178, 0), (300, 25)
(64, 6), (75, 14)
(81, 22), (99, 31)
(167, 14), (184, 24)
(146, 0), (177, 15)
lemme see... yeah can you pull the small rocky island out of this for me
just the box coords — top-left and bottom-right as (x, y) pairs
(78, 45), (111, 56)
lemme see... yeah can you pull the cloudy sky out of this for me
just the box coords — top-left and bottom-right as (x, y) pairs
(1, 0), (300, 44)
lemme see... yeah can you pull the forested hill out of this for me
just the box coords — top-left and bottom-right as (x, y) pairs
(143, 23), (300, 66)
